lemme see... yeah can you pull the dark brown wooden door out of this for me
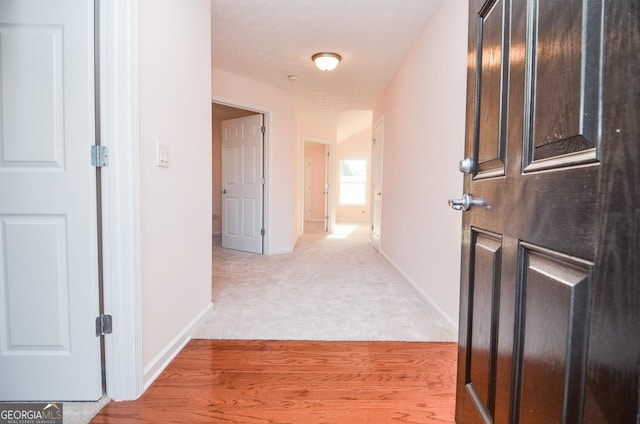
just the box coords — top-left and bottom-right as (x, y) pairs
(455, 0), (639, 423)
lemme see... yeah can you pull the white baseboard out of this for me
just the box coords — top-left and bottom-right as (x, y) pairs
(379, 251), (459, 335)
(142, 302), (214, 390)
(269, 246), (294, 255)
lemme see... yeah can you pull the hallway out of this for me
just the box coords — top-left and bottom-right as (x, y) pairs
(193, 222), (456, 341)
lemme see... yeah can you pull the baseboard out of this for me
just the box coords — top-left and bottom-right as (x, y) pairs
(269, 247), (294, 255)
(142, 302), (214, 390)
(379, 251), (459, 335)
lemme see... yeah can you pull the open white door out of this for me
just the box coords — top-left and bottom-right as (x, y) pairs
(304, 156), (312, 221)
(221, 114), (264, 254)
(325, 144), (336, 233)
(370, 120), (383, 251)
(0, 0), (102, 400)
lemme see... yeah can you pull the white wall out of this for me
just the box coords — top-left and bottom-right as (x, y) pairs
(138, 0), (212, 383)
(373, 0), (468, 326)
(211, 69), (297, 253)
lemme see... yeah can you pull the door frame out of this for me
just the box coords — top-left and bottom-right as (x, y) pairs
(301, 137), (336, 234)
(370, 117), (384, 251)
(304, 155), (312, 221)
(98, 0), (144, 400)
(213, 97), (271, 254)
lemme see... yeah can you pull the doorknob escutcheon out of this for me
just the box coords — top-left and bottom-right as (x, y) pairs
(459, 157), (475, 174)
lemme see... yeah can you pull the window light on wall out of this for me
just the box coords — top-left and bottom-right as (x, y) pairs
(339, 159), (367, 205)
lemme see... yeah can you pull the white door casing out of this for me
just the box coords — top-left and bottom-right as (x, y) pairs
(304, 156), (312, 221)
(0, 0), (102, 400)
(221, 114), (264, 254)
(325, 144), (336, 233)
(371, 119), (383, 251)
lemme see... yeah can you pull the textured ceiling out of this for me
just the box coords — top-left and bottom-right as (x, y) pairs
(211, 0), (442, 131)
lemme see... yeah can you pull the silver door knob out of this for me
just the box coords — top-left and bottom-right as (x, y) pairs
(459, 157), (474, 174)
(448, 193), (491, 211)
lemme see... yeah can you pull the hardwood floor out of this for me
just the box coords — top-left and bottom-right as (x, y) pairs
(92, 340), (457, 424)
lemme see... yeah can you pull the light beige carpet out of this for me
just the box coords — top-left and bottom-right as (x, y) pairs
(193, 222), (457, 341)
(63, 397), (110, 424)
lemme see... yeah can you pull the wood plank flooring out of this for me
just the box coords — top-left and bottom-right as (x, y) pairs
(92, 340), (457, 424)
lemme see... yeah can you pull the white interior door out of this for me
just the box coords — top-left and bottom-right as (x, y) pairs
(325, 144), (336, 233)
(370, 120), (383, 251)
(304, 156), (312, 221)
(0, 0), (102, 400)
(221, 114), (264, 254)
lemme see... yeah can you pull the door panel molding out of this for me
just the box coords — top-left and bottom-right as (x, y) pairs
(515, 243), (593, 423)
(523, 0), (604, 172)
(475, 0), (509, 179)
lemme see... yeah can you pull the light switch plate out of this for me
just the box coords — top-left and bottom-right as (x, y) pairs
(157, 143), (170, 168)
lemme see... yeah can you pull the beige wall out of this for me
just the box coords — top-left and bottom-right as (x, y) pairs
(138, 0), (212, 372)
(373, 0), (468, 326)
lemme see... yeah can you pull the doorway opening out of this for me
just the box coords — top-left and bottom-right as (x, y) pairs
(302, 138), (335, 234)
(212, 101), (268, 254)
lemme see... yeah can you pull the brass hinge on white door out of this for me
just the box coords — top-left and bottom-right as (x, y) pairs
(261, 126), (266, 134)
(91, 145), (109, 167)
(96, 314), (113, 336)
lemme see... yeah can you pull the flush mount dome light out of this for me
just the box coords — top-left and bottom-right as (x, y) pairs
(312, 52), (342, 71)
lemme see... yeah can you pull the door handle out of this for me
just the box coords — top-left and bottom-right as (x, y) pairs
(448, 193), (491, 211)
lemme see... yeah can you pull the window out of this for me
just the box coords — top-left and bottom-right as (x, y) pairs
(339, 159), (367, 205)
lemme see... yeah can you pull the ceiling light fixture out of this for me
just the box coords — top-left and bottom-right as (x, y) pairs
(312, 52), (342, 72)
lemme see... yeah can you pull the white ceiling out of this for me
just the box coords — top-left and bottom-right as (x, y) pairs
(211, 0), (442, 134)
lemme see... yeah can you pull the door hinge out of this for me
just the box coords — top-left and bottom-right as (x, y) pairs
(96, 314), (113, 336)
(91, 145), (109, 167)
(261, 126), (266, 134)
(260, 177), (266, 185)
(372, 224), (374, 231)
(261, 228), (265, 236)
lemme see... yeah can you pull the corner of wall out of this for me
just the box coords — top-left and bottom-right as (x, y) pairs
(143, 303), (213, 389)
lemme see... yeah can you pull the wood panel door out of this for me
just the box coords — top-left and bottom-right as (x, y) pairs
(455, 0), (639, 423)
